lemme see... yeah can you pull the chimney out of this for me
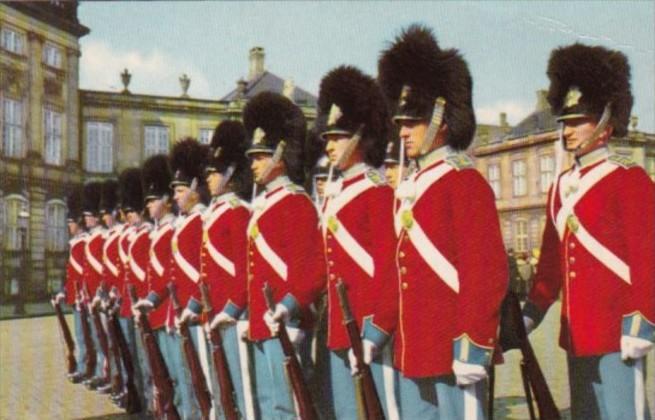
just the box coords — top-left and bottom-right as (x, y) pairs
(248, 47), (265, 81)
(499, 112), (508, 128)
(236, 78), (247, 99)
(536, 89), (549, 112)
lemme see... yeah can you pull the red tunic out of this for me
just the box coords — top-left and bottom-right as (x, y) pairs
(527, 152), (655, 356)
(83, 227), (105, 299)
(321, 166), (397, 350)
(118, 225), (134, 318)
(200, 194), (250, 319)
(395, 152), (508, 377)
(246, 179), (325, 341)
(147, 214), (176, 330)
(102, 224), (123, 293)
(65, 233), (87, 305)
(120, 223), (152, 318)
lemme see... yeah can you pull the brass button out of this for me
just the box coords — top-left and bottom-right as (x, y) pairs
(569, 242), (576, 249)
(569, 257), (575, 264)
(329, 274), (336, 281)
(569, 271), (576, 278)
(327, 247), (333, 253)
(249, 261), (254, 267)
(402, 282), (408, 290)
(400, 267), (407, 275)
(328, 261), (334, 267)
(249, 251), (254, 256)
(399, 251), (405, 259)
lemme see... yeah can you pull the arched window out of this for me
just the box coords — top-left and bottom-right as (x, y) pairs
(2, 194), (29, 251)
(514, 218), (528, 253)
(46, 199), (67, 251)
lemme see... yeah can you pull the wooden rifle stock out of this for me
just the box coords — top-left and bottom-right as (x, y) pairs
(262, 283), (318, 420)
(79, 300), (97, 378)
(129, 285), (180, 419)
(89, 298), (111, 380)
(168, 282), (212, 420)
(199, 282), (240, 420)
(53, 300), (77, 375)
(335, 280), (385, 420)
(104, 297), (125, 397)
(506, 292), (560, 419)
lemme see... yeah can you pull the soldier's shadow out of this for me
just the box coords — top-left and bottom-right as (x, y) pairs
(493, 395), (571, 420)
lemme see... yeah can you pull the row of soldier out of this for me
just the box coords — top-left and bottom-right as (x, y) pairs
(52, 24), (654, 420)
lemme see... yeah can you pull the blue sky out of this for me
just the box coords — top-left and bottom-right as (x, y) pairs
(79, 1), (655, 132)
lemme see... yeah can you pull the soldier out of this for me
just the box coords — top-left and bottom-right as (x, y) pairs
(383, 135), (406, 189)
(522, 44), (654, 418)
(243, 92), (324, 419)
(81, 181), (110, 390)
(54, 185), (88, 384)
(378, 25), (508, 418)
(314, 65), (399, 419)
(199, 120), (253, 419)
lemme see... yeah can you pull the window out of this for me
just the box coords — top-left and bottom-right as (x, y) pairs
(512, 160), (527, 197)
(2, 98), (25, 158)
(199, 128), (213, 145)
(42, 43), (63, 68)
(514, 219), (528, 253)
(539, 155), (555, 193)
(44, 107), (63, 165)
(46, 200), (67, 252)
(144, 125), (169, 158)
(3, 195), (29, 251)
(86, 122), (113, 173)
(1, 28), (24, 55)
(487, 163), (501, 199)
(646, 157), (655, 182)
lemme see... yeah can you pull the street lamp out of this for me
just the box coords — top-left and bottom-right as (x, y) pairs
(13, 207), (29, 315)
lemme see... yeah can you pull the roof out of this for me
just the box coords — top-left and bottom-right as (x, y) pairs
(506, 108), (558, 140)
(221, 71), (317, 107)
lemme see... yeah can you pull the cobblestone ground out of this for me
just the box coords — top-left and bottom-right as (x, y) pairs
(0, 304), (653, 419)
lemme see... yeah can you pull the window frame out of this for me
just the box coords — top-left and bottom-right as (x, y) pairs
(539, 154), (555, 194)
(143, 125), (170, 159)
(45, 199), (67, 252)
(42, 42), (63, 69)
(514, 218), (529, 253)
(512, 159), (527, 197)
(43, 105), (63, 165)
(487, 162), (501, 199)
(2, 194), (29, 251)
(198, 127), (214, 145)
(85, 121), (114, 173)
(1, 27), (24, 55)
(1, 96), (25, 158)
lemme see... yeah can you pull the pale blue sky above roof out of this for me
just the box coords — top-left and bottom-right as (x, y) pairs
(78, 1), (655, 132)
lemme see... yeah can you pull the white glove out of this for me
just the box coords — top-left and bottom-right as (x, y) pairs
(263, 304), (290, 335)
(132, 299), (154, 318)
(175, 308), (198, 331)
(621, 336), (654, 361)
(51, 292), (66, 306)
(523, 316), (535, 335)
(207, 311), (237, 332)
(91, 295), (102, 309)
(452, 359), (488, 386)
(286, 326), (306, 345)
(109, 288), (118, 301)
(348, 339), (378, 375)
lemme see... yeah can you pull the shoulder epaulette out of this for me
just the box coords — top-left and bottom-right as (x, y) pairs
(228, 196), (241, 208)
(608, 154), (637, 168)
(446, 153), (474, 170)
(365, 169), (385, 185)
(285, 183), (306, 194)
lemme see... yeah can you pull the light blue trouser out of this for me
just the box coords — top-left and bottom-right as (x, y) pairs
(165, 325), (203, 420)
(89, 311), (107, 378)
(325, 344), (400, 420)
(206, 325), (249, 420)
(134, 322), (153, 410)
(251, 333), (314, 420)
(568, 352), (651, 420)
(398, 373), (487, 419)
(118, 317), (145, 398)
(73, 308), (87, 374)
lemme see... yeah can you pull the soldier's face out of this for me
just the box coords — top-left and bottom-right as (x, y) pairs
(398, 120), (429, 159)
(125, 211), (140, 225)
(250, 153), (274, 184)
(67, 221), (79, 236)
(562, 116), (613, 155)
(147, 198), (165, 220)
(174, 185), (195, 213)
(384, 163), (400, 188)
(84, 214), (98, 229)
(325, 134), (360, 170)
(206, 172), (224, 196)
(101, 212), (113, 227)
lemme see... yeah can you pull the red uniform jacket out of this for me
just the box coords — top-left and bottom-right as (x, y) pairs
(199, 193), (250, 320)
(102, 224), (123, 293)
(117, 224), (134, 318)
(146, 214), (175, 330)
(119, 223), (152, 318)
(394, 149), (508, 378)
(526, 151), (655, 356)
(65, 233), (87, 305)
(246, 178), (325, 342)
(321, 165), (397, 350)
(83, 226), (105, 299)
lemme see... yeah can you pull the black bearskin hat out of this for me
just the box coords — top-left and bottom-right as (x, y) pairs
(378, 24), (476, 150)
(206, 120), (252, 200)
(99, 179), (119, 215)
(142, 154), (172, 202)
(118, 168), (144, 213)
(66, 184), (83, 223)
(546, 43), (633, 137)
(243, 92), (307, 184)
(316, 65), (390, 167)
(82, 181), (102, 216)
(169, 137), (208, 188)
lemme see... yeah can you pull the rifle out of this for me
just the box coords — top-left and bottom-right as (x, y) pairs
(262, 282), (318, 420)
(200, 282), (241, 420)
(52, 300), (77, 375)
(335, 280), (385, 420)
(500, 291), (560, 420)
(169, 282), (213, 420)
(129, 284), (180, 419)
(78, 297), (97, 379)
(88, 287), (111, 382)
(107, 293), (141, 414)
(103, 296), (125, 397)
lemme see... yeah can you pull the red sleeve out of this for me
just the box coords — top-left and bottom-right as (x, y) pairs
(226, 206), (250, 312)
(453, 170), (508, 347)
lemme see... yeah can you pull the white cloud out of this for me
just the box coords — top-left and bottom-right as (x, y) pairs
(476, 101), (533, 126)
(79, 40), (213, 98)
